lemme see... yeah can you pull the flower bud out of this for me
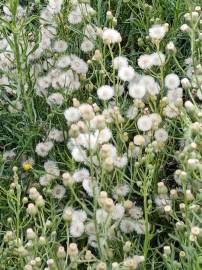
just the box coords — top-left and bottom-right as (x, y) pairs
(163, 246), (171, 255)
(63, 207), (72, 222)
(26, 228), (37, 240)
(96, 262), (107, 270)
(38, 236), (46, 245)
(57, 246), (66, 258)
(103, 198), (114, 213)
(181, 78), (191, 89)
(124, 200), (133, 209)
(62, 172), (74, 186)
(166, 41), (176, 53)
(27, 203), (38, 216)
(67, 243), (78, 257)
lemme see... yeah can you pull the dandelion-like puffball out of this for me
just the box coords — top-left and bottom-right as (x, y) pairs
(114, 184), (129, 198)
(97, 85), (114, 100)
(84, 24), (97, 40)
(154, 129), (168, 143)
(165, 73), (180, 89)
(64, 107), (81, 123)
(128, 83), (146, 99)
(111, 204), (125, 220)
(70, 221), (85, 237)
(151, 52), (166, 66)
(72, 210), (87, 223)
(137, 115), (152, 132)
(118, 66), (135, 82)
(149, 24), (166, 40)
(35, 141), (54, 157)
(98, 128), (112, 144)
(56, 55), (71, 68)
(102, 28), (122, 44)
(71, 147), (87, 162)
(52, 184), (66, 199)
(163, 104), (179, 118)
(81, 38), (94, 53)
(72, 168), (90, 182)
(120, 218), (136, 233)
(48, 128), (64, 142)
(68, 10), (82, 25)
(126, 106), (138, 119)
(113, 155), (128, 168)
(112, 56), (128, 70)
(96, 209), (108, 224)
(70, 54), (88, 74)
(129, 206), (143, 220)
(39, 174), (52, 186)
(53, 40), (68, 53)
(82, 178), (93, 197)
(44, 160), (60, 177)
(138, 54), (153, 70)
(47, 93), (64, 106)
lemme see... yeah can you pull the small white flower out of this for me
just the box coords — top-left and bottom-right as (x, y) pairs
(85, 222), (96, 235)
(139, 75), (160, 95)
(167, 88), (183, 104)
(150, 113), (162, 127)
(84, 24), (97, 40)
(2, 149), (16, 161)
(97, 85), (114, 100)
(134, 220), (147, 234)
(88, 235), (97, 248)
(48, 0), (63, 14)
(137, 115), (152, 132)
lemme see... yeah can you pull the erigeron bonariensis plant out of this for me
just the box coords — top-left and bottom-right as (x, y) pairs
(1, 0), (202, 269)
